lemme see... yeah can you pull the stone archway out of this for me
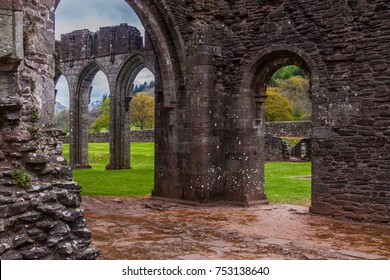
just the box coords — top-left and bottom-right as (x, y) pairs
(240, 45), (320, 208)
(54, 0), (186, 193)
(3, 0), (390, 261)
(107, 54), (155, 170)
(71, 62), (108, 169)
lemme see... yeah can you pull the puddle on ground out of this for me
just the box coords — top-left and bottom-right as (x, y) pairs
(82, 196), (390, 260)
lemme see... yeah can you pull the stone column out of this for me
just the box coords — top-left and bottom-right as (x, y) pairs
(223, 90), (268, 205)
(151, 59), (181, 200)
(68, 74), (91, 169)
(107, 77), (131, 170)
(162, 33), (223, 203)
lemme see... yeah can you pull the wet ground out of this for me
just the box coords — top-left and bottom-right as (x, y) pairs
(82, 196), (390, 260)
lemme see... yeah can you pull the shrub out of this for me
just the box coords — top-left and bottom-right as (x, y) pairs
(12, 166), (32, 189)
(28, 125), (39, 140)
(31, 107), (40, 123)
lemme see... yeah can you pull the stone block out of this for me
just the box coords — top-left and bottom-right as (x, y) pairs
(0, 9), (23, 71)
(2, 129), (31, 142)
(24, 152), (50, 165)
(337, 250), (386, 260)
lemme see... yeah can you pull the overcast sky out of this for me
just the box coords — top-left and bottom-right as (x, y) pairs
(55, 0), (153, 108)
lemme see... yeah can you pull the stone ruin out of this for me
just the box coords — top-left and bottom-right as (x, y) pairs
(1, 0), (389, 259)
(56, 23), (155, 169)
(0, 0), (98, 259)
(58, 121), (311, 162)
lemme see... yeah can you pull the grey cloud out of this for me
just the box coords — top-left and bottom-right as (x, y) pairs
(56, 0), (143, 39)
(55, 0), (153, 106)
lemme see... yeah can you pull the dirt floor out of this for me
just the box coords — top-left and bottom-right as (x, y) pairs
(82, 196), (390, 260)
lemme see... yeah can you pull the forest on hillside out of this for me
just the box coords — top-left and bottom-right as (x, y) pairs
(266, 65), (311, 122)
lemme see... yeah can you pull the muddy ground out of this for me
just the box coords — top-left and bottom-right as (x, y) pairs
(82, 196), (390, 260)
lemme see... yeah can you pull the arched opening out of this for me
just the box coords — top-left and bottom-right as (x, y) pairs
(241, 46), (319, 207)
(130, 68), (155, 131)
(264, 65), (312, 206)
(55, 0), (185, 197)
(267, 65), (311, 122)
(89, 71), (110, 133)
(54, 75), (70, 134)
(107, 54), (155, 170)
(70, 63), (110, 169)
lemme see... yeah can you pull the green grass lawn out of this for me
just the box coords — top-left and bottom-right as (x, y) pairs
(63, 143), (154, 196)
(63, 143), (312, 205)
(265, 162), (311, 206)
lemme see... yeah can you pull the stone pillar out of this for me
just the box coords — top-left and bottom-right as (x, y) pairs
(152, 58), (181, 200)
(183, 43), (223, 203)
(107, 78), (131, 170)
(68, 75), (91, 169)
(223, 91), (268, 205)
(154, 33), (225, 203)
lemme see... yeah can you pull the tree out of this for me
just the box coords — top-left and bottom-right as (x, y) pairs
(90, 97), (110, 132)
(53, 110), (70, 132)
(269, 65), (306, 86)
(265, 87), (294, 122)
(279, 76), (311, 120)
(131, 92), (154, 130)
(279, 76), (310, 101)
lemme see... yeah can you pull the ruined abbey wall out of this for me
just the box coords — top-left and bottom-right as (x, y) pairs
(162, 0), (390, 221)
(56, 24), (155, 170)
(0, 0), (98, 259)
(0, 0), (389, 260)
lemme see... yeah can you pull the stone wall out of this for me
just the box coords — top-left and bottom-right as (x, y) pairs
(57, 23), (143, 62)
(61, 130), (155, 143)
(266, 121), (311, 138)
(166, 0), (390, 221)
(0, 101), (98, 259)
(264, 134), (311, 162)
(0, 0), (98, 260)
(0, 0), (389, 246)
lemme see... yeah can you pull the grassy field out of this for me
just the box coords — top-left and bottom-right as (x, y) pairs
(265, 162), (311, 206)
(63, 143), (312, 205)
(63, 143), (154, 196)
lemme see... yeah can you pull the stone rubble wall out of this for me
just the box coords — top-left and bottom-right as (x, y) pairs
(60, 130), (155, 144)
(264, 134), (311, 162)
(265, 121), (311, 138)
(0, 100), (99, 260)
(0, 1), (98, 260)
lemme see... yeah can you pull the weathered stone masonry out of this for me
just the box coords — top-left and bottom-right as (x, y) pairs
(0, 0), (98, 259)
(0, 0), (389, 260)
(56, 24), (155, 170)
(165, 0), (390, 220)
